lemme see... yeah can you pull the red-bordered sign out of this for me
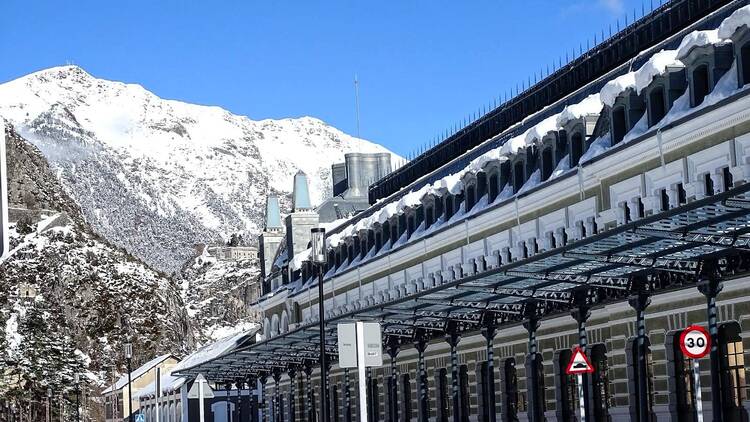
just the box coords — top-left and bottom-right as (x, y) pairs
(566, 347), (595, 375)
(679, 325), (711, 359)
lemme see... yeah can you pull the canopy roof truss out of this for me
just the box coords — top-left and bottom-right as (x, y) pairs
(176, 184), (750, 382)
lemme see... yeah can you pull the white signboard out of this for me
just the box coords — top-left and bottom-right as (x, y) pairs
(361, 322), (383, 367)
(337, 323), (358, 368)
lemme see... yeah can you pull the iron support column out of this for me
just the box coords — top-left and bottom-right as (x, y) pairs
(288, 368), (297, 422)
(571, 291), (593, 421)
(273, 371), (282, 422)
(628, 277), (651, 422)
(305, 365), (315, 422)
(344, 368), (352, 422)
(226, 382), (233, 422)
(415, 330), (429, 422)
(524, 302), (544, 422)
(386, 337), (400, 422)
(260, 374), (269, 422)
(236, 379), (244, 422)
(445, 323), (462, 422)
(247, 376), (257, 422)
(481, 318), (497, 422)
(698, 261), (724, 422)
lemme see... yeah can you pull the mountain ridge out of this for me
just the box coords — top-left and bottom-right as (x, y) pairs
(0, 65), (394, 272)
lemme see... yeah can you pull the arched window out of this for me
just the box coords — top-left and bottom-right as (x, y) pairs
(390, 220), (398, 244)
(500, 162), (511, 190)
(741, 42), (750, 86)
(570, 132), (585, 167)
(400, 373), (412, 420)
(554, 349), (577, 422)
(436, 368), (449, 422)
(692, 64), (710, 107)
(667, 329), (695, 421)
(435, 196), (444, 220)
(425, 206), (434, 229)
(407, 214), (416, 236)
(542, 147), (554, 180)
(648, 86), (666, 126)
(513, 161), (525, 193)
(627, 336), (656, 422)
(612, 105), (627, 145)
(501, 358), (519, 421)
(591, 344), (611, 420)
(719, 321), (746, 417)
(445, 195), (454, 220)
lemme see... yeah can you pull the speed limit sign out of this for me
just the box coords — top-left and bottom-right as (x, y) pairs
(680, 325), (710, 359)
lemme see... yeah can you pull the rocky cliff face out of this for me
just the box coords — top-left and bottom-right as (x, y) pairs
(0, 125), (191, 415)
(0, 66), (394, 273)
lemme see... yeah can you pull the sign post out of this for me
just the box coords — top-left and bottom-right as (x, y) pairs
(188, 374), (215, 422)
(680, 325), (710, 422)
(566, 347), (595, 422)
(338, 322), (383, 422)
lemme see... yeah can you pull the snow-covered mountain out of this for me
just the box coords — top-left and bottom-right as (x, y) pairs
(0, 66), (393, 272)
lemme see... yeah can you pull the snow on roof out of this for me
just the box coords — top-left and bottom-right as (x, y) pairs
(525, 114), (561, 144)
(676, 29), (723, 60)
(137, 371), (186, 399)
(290, 247), (311, 271)
(556, 94), (602, 127)
(600, 72), (637, 107)
(171, 327), (258, 374)
(634, 49), (684, 94)
(718, 5), (750, 39)
(500, 129), (531, 156)
(102, 354), (175, 394)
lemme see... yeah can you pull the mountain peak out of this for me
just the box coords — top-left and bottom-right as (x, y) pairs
(0, 67), (395, 272)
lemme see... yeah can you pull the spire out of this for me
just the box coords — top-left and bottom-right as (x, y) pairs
(293, 171), (312, 211)
(265, 194), (282, 230)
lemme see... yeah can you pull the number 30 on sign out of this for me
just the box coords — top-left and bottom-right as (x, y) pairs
(679, 325), (711, 359)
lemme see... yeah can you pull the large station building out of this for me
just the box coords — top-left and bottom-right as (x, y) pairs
(175, 1), (750, 422)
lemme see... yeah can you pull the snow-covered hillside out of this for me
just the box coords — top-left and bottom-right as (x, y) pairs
(0, 66), (393, 271)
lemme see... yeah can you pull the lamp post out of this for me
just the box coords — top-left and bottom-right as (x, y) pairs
(310, 227), (328, 422)
(46, 387), (52, 422)
(124, 342), (134, 422)
(74, 373), (81, 422)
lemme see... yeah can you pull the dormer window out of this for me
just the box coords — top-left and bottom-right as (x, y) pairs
(611, 105), (627, 145)
(704, 173), (714, 196)
(513, 161), (525, 193)
(723, 167), (733, 192)
(541, 147), (554, 180)
(477, 172), (488, 199)
(488, 170), (499, 202)
(570, 132), (584, 167)
(742, 42), (750, 86)
(466, 184), (476, 211)
(691, 64), (710, 107)
(500, 161), (511, 190)
(648, 86), (666, 126)
(445, 195), (454, 220)
(425, 206), (434, 229)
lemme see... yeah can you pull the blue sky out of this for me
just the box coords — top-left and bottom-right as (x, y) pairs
(1, 0), (649, 156)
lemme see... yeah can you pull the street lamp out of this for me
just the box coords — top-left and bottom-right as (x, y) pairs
(310, 227), (327, 422)
(124, 342), (133, 422)
(74, 373), (80, 422)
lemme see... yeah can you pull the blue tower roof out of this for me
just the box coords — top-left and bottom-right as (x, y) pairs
(265, 194), (282, 229)
(293, 171), (312, 211)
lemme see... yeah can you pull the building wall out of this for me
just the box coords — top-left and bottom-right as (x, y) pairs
(106, 358), (179, 421)
(265, 278), (750, 422)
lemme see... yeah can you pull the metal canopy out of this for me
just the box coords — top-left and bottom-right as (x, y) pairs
(175, 184), (750, 382)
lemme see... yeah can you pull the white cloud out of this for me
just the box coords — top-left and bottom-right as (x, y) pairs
(599, 0), (625, 15)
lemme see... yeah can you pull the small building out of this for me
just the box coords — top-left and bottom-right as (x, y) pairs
(102, 354), (179, 422)
(207, 246), (258, 262)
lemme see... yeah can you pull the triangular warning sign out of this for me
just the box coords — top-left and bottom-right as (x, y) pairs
(566, 347), (595, 375)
